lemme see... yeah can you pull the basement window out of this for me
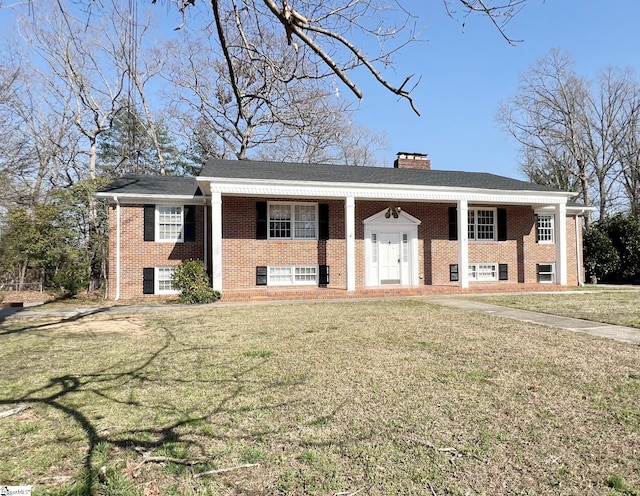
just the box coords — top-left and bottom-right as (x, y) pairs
(268, 265), (318, 286)
(537, 263), (555, 283)
(468, 263), (498, 281)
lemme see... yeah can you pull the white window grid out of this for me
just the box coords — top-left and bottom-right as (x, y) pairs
(537, 263), (555, 283)
(537, 214), (554, 243)
(157, 206), (183, 242)
(269, 203), (317, 240)
(402, 233), (409, 262)
(468, 208), (495, 241)
(294, 205), (316, 239)
(156, 267), (177, 293)
(268, 265), (318, 286)
(468, 263), (498, 281)
(371, 234), (378, 263)
(269, 204), (292, 238)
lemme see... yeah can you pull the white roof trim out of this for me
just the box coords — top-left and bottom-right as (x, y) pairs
(201, 177), (574, 205)
(95, 192), (205, 204)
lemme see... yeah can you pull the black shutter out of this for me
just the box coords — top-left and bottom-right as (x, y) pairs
(448, 207), (458, 241)
(256, 201), (267, 239)
(497, 208), (507, 241)
(499, 263), (509, 281)
(534, 214), (539, 243)
(184, 205), (196, 242)
(143, 267), (155, 294)
(144, 205), (155, 241)
(449, 264), (459, 282)
(256, 266), (267, 286)
(319, 204), (329, 240)
(319, 265), (330, 286)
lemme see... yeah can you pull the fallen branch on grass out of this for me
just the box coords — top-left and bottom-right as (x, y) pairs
(193, 463), (260, 479)
(127, 455), (208, 478)
(334, 488), (364, 496)
(0, 404), (30, 419)
(399, 434), (459, 454)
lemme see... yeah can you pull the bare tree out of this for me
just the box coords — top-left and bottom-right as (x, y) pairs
(167, 23), (341, 159)
(152, 0), (528, 116)
(22, 4), (128, 180)
(498, 49), (640, 223)
(0, 53), (83, 205)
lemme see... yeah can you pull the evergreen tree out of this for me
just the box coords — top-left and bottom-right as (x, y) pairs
(98, 106), (195, 177)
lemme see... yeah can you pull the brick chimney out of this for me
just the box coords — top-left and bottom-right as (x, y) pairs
(393, 152), (431, 170)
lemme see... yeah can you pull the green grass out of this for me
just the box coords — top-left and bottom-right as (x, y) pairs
(471, 289), (640, 328)
(1, 298), (640, 494)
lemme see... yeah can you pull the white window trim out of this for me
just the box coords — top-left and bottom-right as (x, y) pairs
(267, 265), (319, 286)
(268, 202), (318, 240)
(468, 207), (497, 241)
(156, 205), (184, 243)
(535, 212), (555, 244)
(537, 263), (556, 284)
(468, 262), (498, 282)
(156, 266), (179, 294)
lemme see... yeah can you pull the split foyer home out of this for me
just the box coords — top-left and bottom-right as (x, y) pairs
(96, 153), (590, 301)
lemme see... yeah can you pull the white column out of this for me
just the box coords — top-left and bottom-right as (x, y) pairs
(345, 196), (356, 292)
(211, 190), (223, 290)
(114, 196), (121, 300)
(555, 202), (567, 285)
(458, 200), (469, 289)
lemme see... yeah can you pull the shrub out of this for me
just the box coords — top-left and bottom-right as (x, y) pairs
(584, 214), (640, 283)
(171, 260), (221, 304)
(583, 224), (619, 283)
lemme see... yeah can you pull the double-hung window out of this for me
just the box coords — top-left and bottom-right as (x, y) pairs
(537, 263), (555, 283)
(269, 203), (317, 240)
(157, 206), (183, 242)
(468, 208), (495, 241)
(156, 267), (177, 294)
(536, 214), (555, 243)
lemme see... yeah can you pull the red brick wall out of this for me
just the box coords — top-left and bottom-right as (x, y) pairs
(107, 198), (585, 298)
(221, 197), (346, 290)
(107, 203), (205, 300)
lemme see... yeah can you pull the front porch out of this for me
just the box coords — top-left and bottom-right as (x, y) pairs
(219, 282), (569, 303)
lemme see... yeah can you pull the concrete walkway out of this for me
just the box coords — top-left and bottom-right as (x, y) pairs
(427, 296), (640, 345)
(2, 294), (640, 345)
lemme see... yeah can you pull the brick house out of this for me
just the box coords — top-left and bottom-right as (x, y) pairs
(96, 153), (591, 301)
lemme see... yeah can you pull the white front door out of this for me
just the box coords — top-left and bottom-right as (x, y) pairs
(378, 233), (401, 284)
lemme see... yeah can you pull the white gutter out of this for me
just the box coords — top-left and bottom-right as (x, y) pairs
(113, 196), (121, 300)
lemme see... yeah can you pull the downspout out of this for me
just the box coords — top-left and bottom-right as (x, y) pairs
(204, 198), (208, 271)
(113, 196), (121, 300)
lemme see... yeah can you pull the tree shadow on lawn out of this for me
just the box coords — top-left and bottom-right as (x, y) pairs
(0, 325), (307, 495)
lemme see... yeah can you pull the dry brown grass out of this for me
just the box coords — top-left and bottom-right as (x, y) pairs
(1, 300), (639, 495)
(473, 289), (640, 328)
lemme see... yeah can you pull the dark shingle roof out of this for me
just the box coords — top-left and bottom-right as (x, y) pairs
(199, 159), (560, 193)
(97, 175), (202, 197)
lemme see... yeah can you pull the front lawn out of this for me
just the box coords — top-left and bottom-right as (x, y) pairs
(1, 300), (639, 495)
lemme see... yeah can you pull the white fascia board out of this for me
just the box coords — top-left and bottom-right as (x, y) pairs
(536, 204), (596, 215)
(201, 176), (576, 205)
(94, 192), (206, 204)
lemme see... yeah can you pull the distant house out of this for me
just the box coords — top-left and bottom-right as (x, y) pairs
(96, 153), (590, 301)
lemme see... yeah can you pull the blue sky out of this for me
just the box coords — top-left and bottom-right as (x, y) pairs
(350, 1), (640, 177)
(2, 1), (638, 180)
